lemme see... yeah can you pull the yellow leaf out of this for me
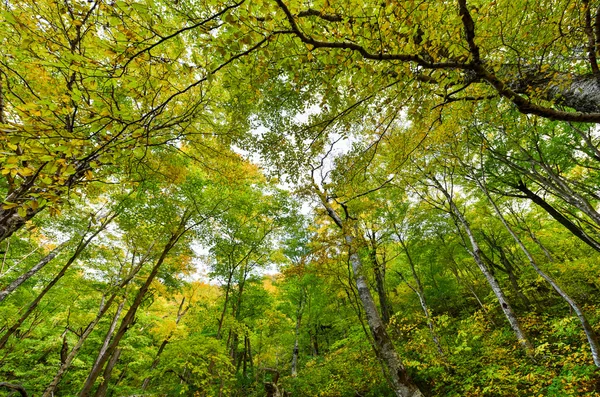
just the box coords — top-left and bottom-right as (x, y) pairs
(19, 168), (34, 176)
(2, 202), (18, 209)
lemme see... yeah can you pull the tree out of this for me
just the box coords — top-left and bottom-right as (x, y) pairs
(265, 0), (600, 122)
(311, 175), (424, 397)
(5, 1), (600, 396)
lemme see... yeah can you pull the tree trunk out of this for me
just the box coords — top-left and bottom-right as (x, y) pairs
(309, 328), (319, 356)
(0, 241), (67, 302)
(216, 272), (233, 340)
(42, 248), (151, 397)
(291, 298), (303, 377)
(230, 267), (248, 366)
(42, 298), (122, 397)
(0, 215), (113, 350)
(514, 181), (600, 252)
(246, 334), (253, 370)
(231, 333), (239, 364)
(93, 348), (122, 397)
(431, 177), (535, 356)
(369, 235), (392, 324)
(442, 245), (493, 320)
(242, 335), (248, 378)
(396, 236), (445, 358)
(90, 301), (125, 378)
(313, 183), (423, 397)
(479, 246), (531, 309)
(497, 248), (531, 309)
(477, 177), (600, 367)
(79, 218), (188, 397)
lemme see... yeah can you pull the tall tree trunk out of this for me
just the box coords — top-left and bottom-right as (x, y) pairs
(395, 234), (445, 358)
(476, 176), (600, 367)
(447, 256), (488, 313)
(479, 245), (531, 309)
(230, 268), (248, 365)
(42, 252), (147, 397)
(242, 335), (248, 378)
(431, 177), (535, 356)
(0, 214), (115, 350)
(231, 333), (239, 364)
(89, 301), (125, 379)
(440, 239), (493, 320)
(93, 349), (122, 397)
(141, 296), (189, 390)
(0, 241), (67, 302)
(79, 216), (189, 397)
(369, 233), (392, 324)
(497, 248), (531, 309)
(216, 272), (233, 340)
(246, 334), (253, 370)
(313, 182), (423, 397)
(310, 328), (319, 356)
(42, 298), (122, 397)
(291, 297), (304, 377)
(514, 181), (600, 252)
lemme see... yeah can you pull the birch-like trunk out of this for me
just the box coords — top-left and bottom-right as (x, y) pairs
(0, 241), (67, 302)
(369, 237), (392, 324)
(89, 301), (124, 378)
(396, 236), (445, 358)
(514, 181), (600, 252)
(291, 297), (304, 377)
(432, 179), (534, 356)
(314, 184), (423, 397)
(477, 178), (600, 366)
(0, 215), (114, 350)
(79, 218), (188, 397)
(43, 252), (147, 397)
(41, 298), (122, 397)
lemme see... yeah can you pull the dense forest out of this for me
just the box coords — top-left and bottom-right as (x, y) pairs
(2, 0), (600, 396)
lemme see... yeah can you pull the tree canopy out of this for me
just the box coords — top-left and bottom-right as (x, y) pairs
(2, 1), (600, 396)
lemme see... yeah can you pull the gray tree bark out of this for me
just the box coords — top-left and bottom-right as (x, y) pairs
(79, 215), (190, 397)
(93, 348), (122, 397)
(430, 177), (535, 357)
(475, 176), (600, 367)
(313, 182), (423, 397)
(394, 232), (445, 359)
(0, 213), (116, 350)
(42, 299), (122, 397)
(0, 241), (67, 302)
(291, 296), (304, 377)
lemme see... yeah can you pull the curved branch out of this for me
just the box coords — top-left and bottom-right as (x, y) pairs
(0, 383), (29, 397)
(120, 1), (246, 73)
(274, 0), (600, 123)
